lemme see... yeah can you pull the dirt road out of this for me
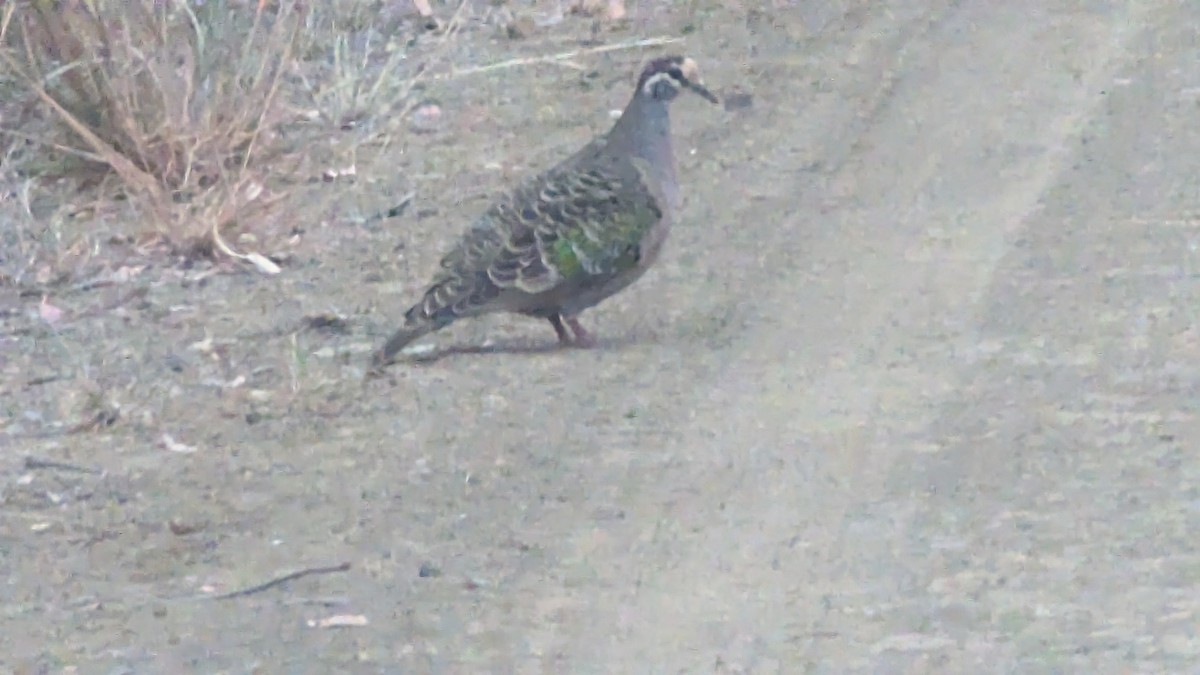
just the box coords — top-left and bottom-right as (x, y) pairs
(4, 0), (1198, 672)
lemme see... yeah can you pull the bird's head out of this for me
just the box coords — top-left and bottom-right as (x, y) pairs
(636, 56), (719, 105)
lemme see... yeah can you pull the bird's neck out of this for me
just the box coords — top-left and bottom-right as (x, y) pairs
(606, 94), (679, 208)
(607, 93), (673, 163)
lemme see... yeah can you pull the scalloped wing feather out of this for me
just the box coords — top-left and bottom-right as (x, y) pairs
(522, 160), (662, 285)
(414, 154), (662, 321)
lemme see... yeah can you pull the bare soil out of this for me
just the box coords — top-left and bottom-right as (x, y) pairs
(3, 1), (1200, 672)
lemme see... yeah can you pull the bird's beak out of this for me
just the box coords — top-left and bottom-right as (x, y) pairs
(685, 80), (720, 104)
(679, 57), (720, 104)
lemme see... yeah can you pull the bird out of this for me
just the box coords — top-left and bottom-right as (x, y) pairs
(372, 55), (718, 366)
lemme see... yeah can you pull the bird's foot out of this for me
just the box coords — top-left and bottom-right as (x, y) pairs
(548, 314), (596, 348)
(548, 315), (573, 345)
(565, 317), (596, 348)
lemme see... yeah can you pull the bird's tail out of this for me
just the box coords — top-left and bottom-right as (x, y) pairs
(371, 304), (452, 366)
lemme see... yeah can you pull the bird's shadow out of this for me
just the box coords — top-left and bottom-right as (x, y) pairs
(386, 333), (649, 366)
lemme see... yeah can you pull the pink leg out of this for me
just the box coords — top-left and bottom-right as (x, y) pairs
(565, 317), (596, 348)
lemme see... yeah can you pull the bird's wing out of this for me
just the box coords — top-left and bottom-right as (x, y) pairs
(413, 156), (663, 322)
(486, 157), (664, 292)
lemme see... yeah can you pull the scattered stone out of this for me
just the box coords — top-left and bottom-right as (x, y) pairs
(168, 518), (205, 536)
(505, 15), (537, 40)
(408, 100), (443, 134)
(303, 313), (350, 334)
(723, 89), (754, 112)
(571, 0), (626, 20)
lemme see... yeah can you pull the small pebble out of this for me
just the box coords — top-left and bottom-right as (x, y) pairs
(505, 15), (536, 40)
(723, 91), (754, 111)
(168, 519), (204, 536)
(418, 562), (442, 578)
(408, 101), (443, 134)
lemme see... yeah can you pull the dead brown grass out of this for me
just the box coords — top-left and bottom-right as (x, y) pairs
(0, 0), (668, 284)
(0, 0), (446, 279)
(0, 0), (307, 242)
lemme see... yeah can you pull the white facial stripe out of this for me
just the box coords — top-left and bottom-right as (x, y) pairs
(642, 71), (683, 95)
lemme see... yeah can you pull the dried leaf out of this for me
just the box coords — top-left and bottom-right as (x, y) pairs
(310, 614), (369, 628)
(210, 221), (281, 275)
(412, 0), (434, 17)
(38, 296), (64, 324)
(245, 252), (281, 275)
(161, 433), (197, 454)
(189, 333), (214, 353)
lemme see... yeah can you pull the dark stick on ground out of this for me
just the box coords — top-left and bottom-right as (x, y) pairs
(23, 456), (104, 475)
(210, 562), (352, 601)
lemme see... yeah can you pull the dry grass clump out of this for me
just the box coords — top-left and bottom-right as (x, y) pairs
(0, 0), (308, 245)
(0, 0), (651, 282)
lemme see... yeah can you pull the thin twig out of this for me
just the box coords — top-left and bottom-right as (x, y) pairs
(69, 286), (150, 321)
(0, 51), (164, 207)
(25, 374), (64, 387)
(0, 127), (107, 163)
(0, 3), (14, 44)
(211, 562), (352, 601)
(281, 595), (351, 607)
(365, 191), (416, 223)
(446, 36), (684, 79)
(23, 456), (104, 475)
(369, 0), (472, 121)
(64, 407), (120, 435)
